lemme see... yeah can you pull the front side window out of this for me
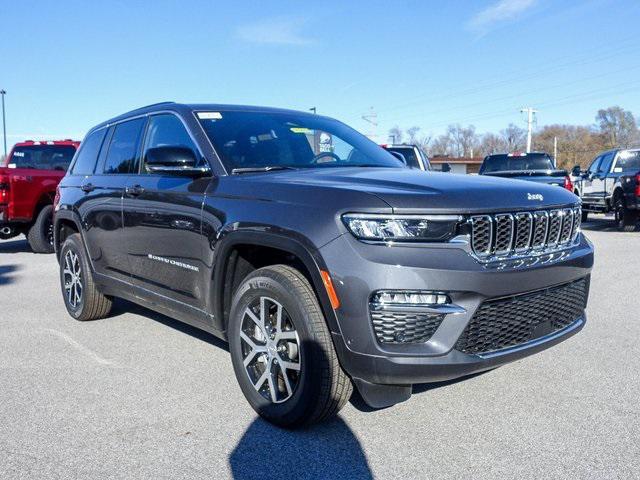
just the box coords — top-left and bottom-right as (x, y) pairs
(197, 110), (403, 172)
(8, 145), (77, 171)
(598, 152), (615, 173)
(141, 114), (200, 173)
(587, 155), (602, 175)
(103, 118), (145, 174)
(71, 129), (106, 175)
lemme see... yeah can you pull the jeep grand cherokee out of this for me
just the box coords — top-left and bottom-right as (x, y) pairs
(54, 102), (594, 427)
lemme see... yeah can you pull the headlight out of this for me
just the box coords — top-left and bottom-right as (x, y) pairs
(342, 213), (462, 242)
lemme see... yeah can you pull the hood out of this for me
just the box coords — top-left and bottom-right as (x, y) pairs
(227, 167), (579, 214)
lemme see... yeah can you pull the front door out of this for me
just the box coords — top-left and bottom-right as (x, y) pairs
(122, 113), (210, 313)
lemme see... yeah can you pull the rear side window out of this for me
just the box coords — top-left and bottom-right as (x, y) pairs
(103, 118), (146, 174)
(9, 145), (77, 171)
(71, 130), (106, 175)
(615, 151), (640, 172)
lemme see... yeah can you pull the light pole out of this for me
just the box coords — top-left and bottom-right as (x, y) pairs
(0, 90), (6, 157)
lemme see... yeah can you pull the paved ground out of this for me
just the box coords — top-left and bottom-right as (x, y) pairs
(0, 215), (638, 480)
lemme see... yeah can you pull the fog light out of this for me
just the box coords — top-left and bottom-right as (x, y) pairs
(372, 290), (450, 305)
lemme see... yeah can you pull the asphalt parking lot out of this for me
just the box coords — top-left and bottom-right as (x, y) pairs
(0, 215), (638, 480)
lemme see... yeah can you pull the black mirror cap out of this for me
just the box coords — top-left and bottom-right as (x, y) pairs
(145, 146), (198, 168)
(441, 162), (452, 173)
(571, 165), (581, 176)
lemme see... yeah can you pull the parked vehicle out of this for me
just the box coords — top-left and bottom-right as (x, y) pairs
(572, 148), (640, 231)
(480, 152), (574, 191)
(381, 144), (431, 170)
(54, 103), (593, 427)
(1, 140), (79, 252)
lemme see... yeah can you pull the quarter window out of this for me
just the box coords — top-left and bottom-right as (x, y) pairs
(103, 118), (145, 174)
(142, 114), (199, 173)
(71, 129), (107, 175)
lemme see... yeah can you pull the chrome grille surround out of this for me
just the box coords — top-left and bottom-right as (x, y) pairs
(470, 206), (581, 261)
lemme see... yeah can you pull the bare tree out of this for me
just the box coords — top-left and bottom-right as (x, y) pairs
(446, 124), (478, 157)
(595, 106), (639, 148)
(406, 126), (421, 144)
(478, 133), (507, 156)
(388, 126), (403, 144)
(501, 123), (526, 152)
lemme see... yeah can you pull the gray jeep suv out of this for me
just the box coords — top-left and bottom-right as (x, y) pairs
(54, 102), (594, 427)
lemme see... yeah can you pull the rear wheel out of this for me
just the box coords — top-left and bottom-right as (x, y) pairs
(228, 265), (352, 427)
(59, 233), (113, 321)
(614, 194), (638, 232)
(27, 205), (55, 253)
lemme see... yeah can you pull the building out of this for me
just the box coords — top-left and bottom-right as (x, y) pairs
(430, 156), (484, 174)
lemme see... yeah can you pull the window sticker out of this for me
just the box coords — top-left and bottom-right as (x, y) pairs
(8, 163), (17, 168)
(197, 112), (222, 120)
(13, 151), (24, 157)
(290, 127), (312, 134)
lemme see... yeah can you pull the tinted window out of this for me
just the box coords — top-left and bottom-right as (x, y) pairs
(480, 153), (554, 173)
(9, 145), (77, 171)
(599, 152), (615, 173)
(71, 130), (106, 175)
(385, 147), (420, 169)
(197, 110), (403, 171)
(587, 155), (602, 174)
(103, 118), (145, 174)
(615, 150), (640, 172)
(142, 114), (199, 173)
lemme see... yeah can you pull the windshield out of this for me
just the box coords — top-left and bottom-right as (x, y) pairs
(197, 110), (404, 171)
(384, 146), (420, 169)
(480, 153), (554, 173)
(8, 145), (76, 171)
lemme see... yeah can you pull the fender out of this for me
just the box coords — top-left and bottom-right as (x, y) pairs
(210, 229), (342, 336)
(53, 208), (84, 256)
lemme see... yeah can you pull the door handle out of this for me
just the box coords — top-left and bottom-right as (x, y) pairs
(125, 184), (145, 197)
(81, 183), (95, 193)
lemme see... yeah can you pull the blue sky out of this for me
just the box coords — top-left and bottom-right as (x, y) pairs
(1, 0), (639, 144)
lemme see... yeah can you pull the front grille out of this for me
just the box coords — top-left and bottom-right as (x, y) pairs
(455, 278), (588, 355)
(470, 206), (581, 259)
(371, 310), (444, 344)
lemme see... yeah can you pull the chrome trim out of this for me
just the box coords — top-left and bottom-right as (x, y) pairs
(493, 213), (514, 255)
(343, 213), (463, 221)
(514, 212), (533, 252)
(470, 215), (493, 257)
(477, 317), (585, 359)
(369, 303), (466, 315)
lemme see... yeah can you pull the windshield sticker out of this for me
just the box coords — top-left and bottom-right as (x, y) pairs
(13, 151), (24, 157)
(290, 127), (312, 134)
(8, 163), (16, 169)
(197, 112), (222, 120)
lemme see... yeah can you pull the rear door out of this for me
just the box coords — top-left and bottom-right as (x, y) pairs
(122, 113), (210, 313)
(80, 118), (146, 284)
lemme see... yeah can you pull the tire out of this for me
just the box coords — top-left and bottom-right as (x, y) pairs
(614, 195), (638, 232)
(59, 233), (113, 321)
(228, 265), (353, 428)
(27, 205), (55, 253)
(581, 210), (589, 223)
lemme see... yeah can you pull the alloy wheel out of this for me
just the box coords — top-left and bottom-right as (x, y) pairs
(63, 250), (83, 308)
(240, 296), (301, 404)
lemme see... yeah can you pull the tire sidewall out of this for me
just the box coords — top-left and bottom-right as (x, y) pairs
(31, 205), (55, 253)
(228, 271), (323, 425)
(59, 235), (88, 319)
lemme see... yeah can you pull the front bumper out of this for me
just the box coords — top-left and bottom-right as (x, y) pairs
(320, 232), (594, 388)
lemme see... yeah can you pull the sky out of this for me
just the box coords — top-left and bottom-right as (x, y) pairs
(1, 0), (639, 145)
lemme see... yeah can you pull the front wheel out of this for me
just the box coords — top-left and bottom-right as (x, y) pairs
(228, 265), (352, 427)
(614, 196), (638, 232)
(27, 205), (55, 253)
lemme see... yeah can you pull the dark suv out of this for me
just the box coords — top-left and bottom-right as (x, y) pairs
(55, 102), (594, 427)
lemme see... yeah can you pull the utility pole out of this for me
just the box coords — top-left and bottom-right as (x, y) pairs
(0, 90), (6, 157)
(520, 106), (537, 153)
(553, 136), (558, 166)
(309, 107), (317, 114)
(361, 107), (378, 141)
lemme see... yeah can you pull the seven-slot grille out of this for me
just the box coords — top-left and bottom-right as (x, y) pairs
(470, 206), (581, 258)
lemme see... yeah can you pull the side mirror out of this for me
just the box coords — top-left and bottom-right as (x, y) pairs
(571, 165), (581, 177)
(388, 151), (407, 166)
(441, 162), (451, 173)
(145, 146), (210, 176)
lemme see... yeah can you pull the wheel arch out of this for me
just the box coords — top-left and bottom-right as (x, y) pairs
(211, 231), (341, 336)
(53, 209), (82, 258)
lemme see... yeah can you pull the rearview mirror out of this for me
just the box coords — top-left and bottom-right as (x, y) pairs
(571, 165), (581, 177)
(145, 146), (210, 176)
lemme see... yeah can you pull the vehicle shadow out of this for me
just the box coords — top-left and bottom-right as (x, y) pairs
(581, 215), (639, 232)
(109, 298), (230, 352)
(229, 416), (373, 480)
(0, 264), (20, 286)
(0, 238), (31, 253)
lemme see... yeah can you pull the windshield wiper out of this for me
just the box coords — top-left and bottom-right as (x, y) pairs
(231, 166), (298, 174)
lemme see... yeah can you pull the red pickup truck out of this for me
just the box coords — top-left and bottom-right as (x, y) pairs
(1, 140), (80, 252)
